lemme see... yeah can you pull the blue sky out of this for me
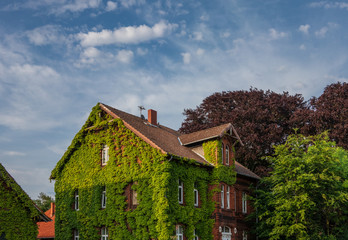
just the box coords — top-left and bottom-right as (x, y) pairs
(1, 0), (348, 199)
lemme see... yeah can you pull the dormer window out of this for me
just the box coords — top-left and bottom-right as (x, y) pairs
(102, 145), (109, 166)
(225, 145), (229, 165)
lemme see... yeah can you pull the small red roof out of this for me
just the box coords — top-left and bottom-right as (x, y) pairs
(37, 203), (55, 239)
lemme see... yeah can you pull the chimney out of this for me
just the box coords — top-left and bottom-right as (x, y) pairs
(148, 109), (157, 125)
(50, 202), (55, 217)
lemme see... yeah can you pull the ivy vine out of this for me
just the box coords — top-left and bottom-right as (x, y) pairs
(0, 163), (40, 239)
(52, 104), (234, 240)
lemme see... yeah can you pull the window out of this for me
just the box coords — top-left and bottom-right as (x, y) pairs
(221, 185), (224, 209)
(74, 189), (79, 211)
(243, 231), (248, 240)
(132, 182), (138, 206)
(221, 226), (231, 240)
(102, 145), (109, 165)
(225, 145), (229, 165)
(176, 225), (184, 240)
(193, 229), (199, 240)
(226, 186), (230, 209)
(234, 190), (237, 212)
(221, 143), (224, 163)
(73, 229), (79, 240)
(101, 227), (108, 240)
(101, 186), (106, 209)
(194, 184), (199, 207)
(242, 192), (247, 214)
(178, 180), (183, 204)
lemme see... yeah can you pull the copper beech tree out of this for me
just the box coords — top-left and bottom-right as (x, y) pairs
(179, 82), (348, 176)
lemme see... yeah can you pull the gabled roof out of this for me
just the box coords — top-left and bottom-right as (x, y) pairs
(0, 163), (51, 222)
(51, 103), (260, 180)
(100, 103), (208, 165)
(179, 123), (243, 146)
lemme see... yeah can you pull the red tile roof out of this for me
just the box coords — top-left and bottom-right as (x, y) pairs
(37, 204), (55, 239)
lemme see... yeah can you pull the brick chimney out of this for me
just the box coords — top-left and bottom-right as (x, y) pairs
(148, 109), (157, 125)
(50, 202), (55, 217)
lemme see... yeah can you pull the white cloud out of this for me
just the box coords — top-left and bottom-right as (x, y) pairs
(82, 47), (101, 58)
(3, 151), (26, 157)
(315, 26), (329, 38)
(300, 44), (306, 50)
(221, 31), (231, 38)
(196, 48), (204, 56)
(192, 32), (203, 41)
(105, 1), (117, 11)
(181, 52), (191, 64)
(200, 14), (209, 21)
(137, 48), (148, 56)
(26, 25), (66, 46)
(269, 28), (288, 40)
(310, 2), (348, 10)
(78, 21), (177, 47)
(299, 24), (310, 34)
(119, 0), (145, 8)
(116, 50), (134, 63)
(56, 0), (102, 14)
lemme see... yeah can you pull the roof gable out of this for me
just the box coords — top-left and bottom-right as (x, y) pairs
(0, 163), (51, 222)
(179, 123), (243, 146)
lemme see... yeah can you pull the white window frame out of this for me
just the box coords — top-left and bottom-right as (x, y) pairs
(102, 145), (109, 166)
(226, 186), (230, 209)
(101, 186), (106, 209)
(222, 226), (232, 240)
(194, 184), (199, 207)
(132, 182), (138, 206)
(193, 229), (199, 240)
(225, 145), (229, 165)
(178, 180), (184, 204)
(221, 184), (224, 209)
(242, 192), (247, 214)
(176, 225), (184, 240)
(74, 229), (79, 240)
(101, 226), (108, 240)
(243, 231), (248, 240)
(74, 189), (79, 211)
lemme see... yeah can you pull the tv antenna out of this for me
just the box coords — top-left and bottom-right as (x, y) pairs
(138, 106), (145, 119)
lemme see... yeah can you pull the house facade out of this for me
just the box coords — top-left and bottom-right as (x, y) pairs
(51, 103), (259, 240)
(0, 163), (50, 240)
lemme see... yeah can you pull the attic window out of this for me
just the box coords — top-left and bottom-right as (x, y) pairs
(102, 145), (109, 166)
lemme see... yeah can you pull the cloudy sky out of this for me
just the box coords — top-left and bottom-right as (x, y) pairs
(1, 0), (348, 199)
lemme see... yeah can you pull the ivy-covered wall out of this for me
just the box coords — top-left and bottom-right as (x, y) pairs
(52, 105), (218, 240)
(0, 164), (40, 240)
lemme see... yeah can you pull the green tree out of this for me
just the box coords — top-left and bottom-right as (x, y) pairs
(33, 192), (54, 212)
(253, 132), (348, 240)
